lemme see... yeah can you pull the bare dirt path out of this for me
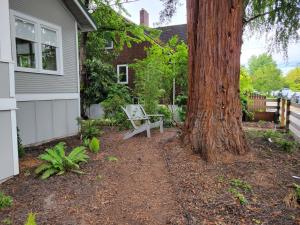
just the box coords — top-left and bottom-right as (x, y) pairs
(0, 128), (184, 225)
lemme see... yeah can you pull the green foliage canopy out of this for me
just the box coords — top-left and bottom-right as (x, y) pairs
(284, 67), (300, 91)
(248, 54), (283, 94)
(132, 36), (188, 113)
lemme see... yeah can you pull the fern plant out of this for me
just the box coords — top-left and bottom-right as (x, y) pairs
(0, 192), (13, 209)
(35, 142), (89, 179)
(25, 213), (37, 225)
(89, 137), (100, 153)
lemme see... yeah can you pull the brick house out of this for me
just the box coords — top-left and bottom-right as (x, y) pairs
(113, 9), (187, 90)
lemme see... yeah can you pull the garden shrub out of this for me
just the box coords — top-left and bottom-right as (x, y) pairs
(176, 95), (187, 122)
(0, 192), (13, 209)
(158, 105), (173, 127)
(262, 130), (298, 153)
(35, 142), (89, 179)
(102, 83), (131, 129)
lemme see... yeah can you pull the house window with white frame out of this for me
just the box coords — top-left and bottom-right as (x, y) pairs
(12, 11), (63, 75)
(117, 64), (128, 84)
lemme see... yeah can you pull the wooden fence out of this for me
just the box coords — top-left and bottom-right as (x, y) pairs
(280, 100), (300, 141)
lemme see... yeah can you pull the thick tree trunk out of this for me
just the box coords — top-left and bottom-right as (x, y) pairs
(184, 0), (249, 161)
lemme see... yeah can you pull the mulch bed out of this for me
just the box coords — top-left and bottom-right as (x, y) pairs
(0, 124), (300, 224)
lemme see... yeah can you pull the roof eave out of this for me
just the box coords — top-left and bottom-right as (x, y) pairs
(63, 0), (97, 32)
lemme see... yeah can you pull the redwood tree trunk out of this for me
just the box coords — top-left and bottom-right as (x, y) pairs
(184, 0), (249, 161)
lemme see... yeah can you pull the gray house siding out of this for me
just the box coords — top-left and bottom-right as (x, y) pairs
(17, 99), (79, 146)
(0, 111), (15, 180)
(0, 62), (10, 98)
(10, 0), (78, 94)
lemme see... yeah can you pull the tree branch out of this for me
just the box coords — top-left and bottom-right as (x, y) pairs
(243, 7), (282, 25)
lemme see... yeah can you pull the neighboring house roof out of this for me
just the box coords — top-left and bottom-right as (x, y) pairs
(157, 24), (187, 44)
(62, 0), (97, 31)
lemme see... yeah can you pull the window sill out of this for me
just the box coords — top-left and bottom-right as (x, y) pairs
(15, 67), (64, 76)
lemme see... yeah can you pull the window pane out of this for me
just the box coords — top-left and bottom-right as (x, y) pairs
(15, 19), (35, 41)
(16, 38), (36, 68)
(41, 27), (57, 46)
(118, 66), (127, 83)
(105, 40), (113, 49)
(42, 44), (57, 71)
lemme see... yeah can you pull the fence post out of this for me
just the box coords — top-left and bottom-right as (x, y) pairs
(286, 100), (291, 131)
(280, 98), (286, 128)
(275, 98), (281, 124)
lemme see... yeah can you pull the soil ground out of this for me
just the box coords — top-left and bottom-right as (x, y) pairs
(0, 124), (300, 225)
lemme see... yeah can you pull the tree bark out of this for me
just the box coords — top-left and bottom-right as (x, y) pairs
(184, 0), (249, 161)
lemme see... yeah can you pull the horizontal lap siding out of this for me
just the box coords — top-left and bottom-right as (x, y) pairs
(10, 0), (78, 94)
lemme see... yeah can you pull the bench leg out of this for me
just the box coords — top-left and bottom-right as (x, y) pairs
(160, 120), (164, 133)
(146, 125), (151, 138)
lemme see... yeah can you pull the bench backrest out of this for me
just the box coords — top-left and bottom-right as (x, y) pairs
(121, 104), (147, 129)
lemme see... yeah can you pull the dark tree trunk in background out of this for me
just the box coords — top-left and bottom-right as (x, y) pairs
(79, 0), (90, 118)
(184, 0), (249, 161)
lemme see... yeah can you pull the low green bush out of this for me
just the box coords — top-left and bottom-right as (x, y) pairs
(293, 183), (300, 201)
(0, 192), (13, 210)
(158, 105), (173, 127)
(102, 84), (131, 129)
(35, 142), (89, 179)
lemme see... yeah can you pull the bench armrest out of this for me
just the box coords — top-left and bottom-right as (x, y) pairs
(146, 114), (164, 117)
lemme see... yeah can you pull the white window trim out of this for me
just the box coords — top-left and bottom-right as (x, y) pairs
(117, 64), (129, 84)
(105, 41), (114, 50)
(10, 10), (64, 76)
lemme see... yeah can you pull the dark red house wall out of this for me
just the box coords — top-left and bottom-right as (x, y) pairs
(114, 41), (152, 89)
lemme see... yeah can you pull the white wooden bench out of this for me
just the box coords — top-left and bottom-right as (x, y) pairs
(121, 104), (164, 139)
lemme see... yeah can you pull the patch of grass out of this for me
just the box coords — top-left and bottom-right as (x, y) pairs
(230, 179), (252, 192)
(263, 130), (283, 140)
(0, 192), (13, 210)
(278, 139), (297, 153)
(106, 156), (118, 162)
(1, 218), (12, 225)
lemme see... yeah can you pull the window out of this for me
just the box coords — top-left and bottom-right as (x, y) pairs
(104, 32), (113, 50)
(117, 65), (128, 84)
(105, 40), (114, 49)
(11, 11), (63, 75)
(15, 19), (36, 68)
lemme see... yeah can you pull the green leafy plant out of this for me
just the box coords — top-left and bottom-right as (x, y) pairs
(228, 178), (252, 205)
(278, 139), (297, 153)
(230, 179), (252, 192)
(78, 119), (101, 140)
(17, 127), (25, 158)
(228, 188), (248, 205)
(35, 142), (89, 179)
(0, 192), (13, 209)
(1, 218), (12, 225)
(293, 183), (300, 201)
(89, 137), (100, 153)
(106, 156), (118, 162)
(263, 130), (282, 140)
(83, 138), (90, 148)
(25, 212), (37, 225)
(102, 83), (132, 129)
(158, 105), (173, 127)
